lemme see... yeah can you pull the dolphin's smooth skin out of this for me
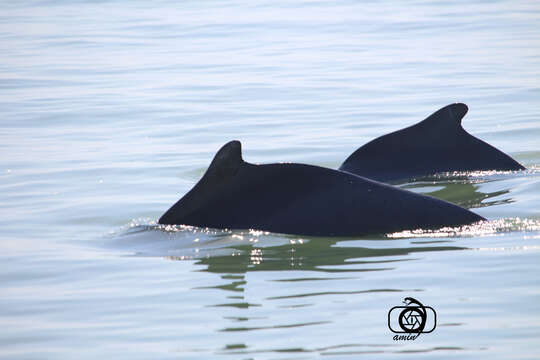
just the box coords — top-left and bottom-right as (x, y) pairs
(159, 141), (485, 236)
(339, 103), (525, 183)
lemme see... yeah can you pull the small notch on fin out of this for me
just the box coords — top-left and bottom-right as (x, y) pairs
(423, 103), (468, 127)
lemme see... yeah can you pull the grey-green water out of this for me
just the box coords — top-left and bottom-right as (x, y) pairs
(1, 1), (539, 359)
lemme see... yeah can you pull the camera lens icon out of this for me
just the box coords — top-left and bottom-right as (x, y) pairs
(388, 297), (436, 334)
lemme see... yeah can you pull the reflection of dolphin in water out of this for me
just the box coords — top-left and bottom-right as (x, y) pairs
(159, 140), (484, 236)
(178, 237), (467, 309)
(401, 181), (511, 209)
(339, 103), (525, 183)
(192, 238), (466, 276)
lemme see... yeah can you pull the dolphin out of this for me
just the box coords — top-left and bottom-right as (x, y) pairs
(339, 103), (525, 183)
(159, 140), (484, 236)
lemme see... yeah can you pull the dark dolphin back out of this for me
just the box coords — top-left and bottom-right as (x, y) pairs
(158, 141), (345, 230)
(160, 140), (484, 236)
(339, 103), (525, 182)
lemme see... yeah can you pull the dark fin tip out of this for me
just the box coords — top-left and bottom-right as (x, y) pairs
(207, 140), (243, 178)
(447, 102), (468, 124)
(157, 141), (243, 225)
(423, 103), (469, 127)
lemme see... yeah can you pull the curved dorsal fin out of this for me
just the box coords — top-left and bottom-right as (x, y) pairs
(338, 102), (525, 182)
(206, 140), (243, 179)
(158, 140), (244, 225)
(420, 103), (468, 128)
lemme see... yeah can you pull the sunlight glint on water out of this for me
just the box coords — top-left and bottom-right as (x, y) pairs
(1, 1), (539, 359)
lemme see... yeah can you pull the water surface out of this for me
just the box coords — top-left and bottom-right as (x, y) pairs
(1, 1), (540, 359)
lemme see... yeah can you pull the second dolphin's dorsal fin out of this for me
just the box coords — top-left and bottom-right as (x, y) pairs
(419, 102), (468, 129)
(338, 103), (525, 182)
(206, 140), (244, 179)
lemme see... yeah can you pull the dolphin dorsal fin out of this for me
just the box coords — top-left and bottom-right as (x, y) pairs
(420, 103), (468, 129)
(158, 141), (244, 225)
(206, 140), (243, 179)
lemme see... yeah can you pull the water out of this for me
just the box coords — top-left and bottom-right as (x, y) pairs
(1, 1), (540, 358)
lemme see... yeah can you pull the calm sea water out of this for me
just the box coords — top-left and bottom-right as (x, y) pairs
(1, 1), (540, 359)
